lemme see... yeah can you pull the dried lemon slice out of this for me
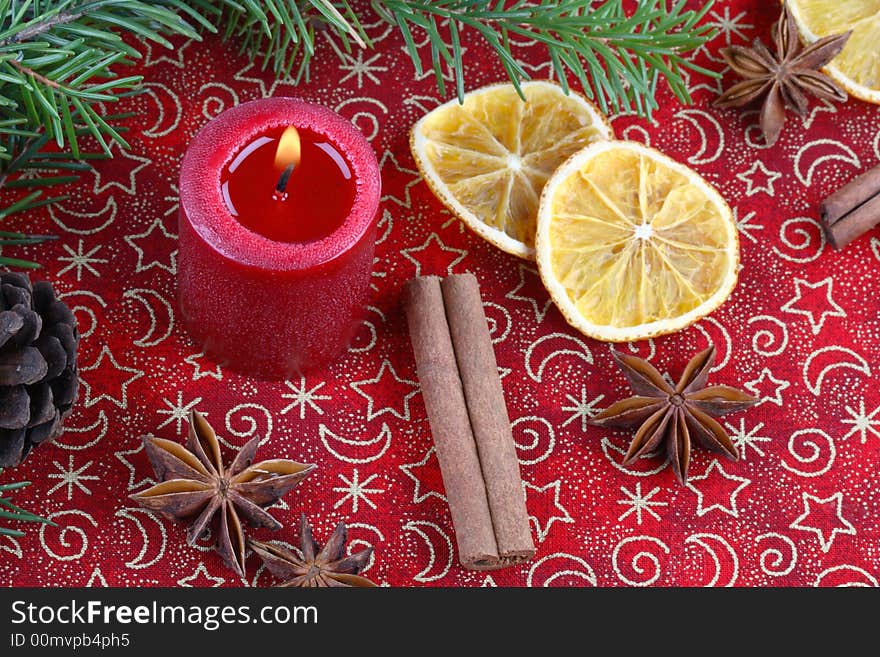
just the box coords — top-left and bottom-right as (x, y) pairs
(410, 81), (613, 259)
(787, 0), (880, 104)
(535, 141), (739, 343)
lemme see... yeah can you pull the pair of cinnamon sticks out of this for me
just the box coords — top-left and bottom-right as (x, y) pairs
(821, 163), (880, 250)
(404, 274), (535, 570)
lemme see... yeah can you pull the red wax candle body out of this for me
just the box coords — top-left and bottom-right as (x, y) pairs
(178, 98), (381, 378)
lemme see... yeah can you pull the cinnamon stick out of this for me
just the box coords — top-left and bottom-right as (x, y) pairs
(820, 163), (880, 250)
(441, 274), (534, 564)
(403, 276), (500, 569)
(404, 275), (535, 570)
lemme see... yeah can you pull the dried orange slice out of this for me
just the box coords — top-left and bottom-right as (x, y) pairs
(410, 81), (612, 259)
(536, 141), (739, 343)
(787, 0), (880, 105)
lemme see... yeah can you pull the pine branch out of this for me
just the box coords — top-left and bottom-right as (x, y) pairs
(203, 0), (369, 83)
(0, 1), (206, 155)
(0, 469), (55, 538)
(375, 0), (717, 116)
(0, 1), (206, 266)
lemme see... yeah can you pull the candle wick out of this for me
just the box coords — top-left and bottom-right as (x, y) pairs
(276, 163), (296, 194)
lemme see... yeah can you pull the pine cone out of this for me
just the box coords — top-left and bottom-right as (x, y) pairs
(0, 273), (79, 467)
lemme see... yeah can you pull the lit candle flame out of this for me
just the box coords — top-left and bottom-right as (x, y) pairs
(275, 126), (301, 169)
(274, 126), (301, 196)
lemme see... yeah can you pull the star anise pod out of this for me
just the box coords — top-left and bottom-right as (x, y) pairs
(131, 410), (316, 576)
(715, 2), (851, 146)
(250, 514), (376, 587)
(590, 346), (757, 484)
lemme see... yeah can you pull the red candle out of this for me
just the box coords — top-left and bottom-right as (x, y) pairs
(178, 98), (381, 378)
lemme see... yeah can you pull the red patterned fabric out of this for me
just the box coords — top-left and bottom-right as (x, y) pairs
(2, 0), (879, 588)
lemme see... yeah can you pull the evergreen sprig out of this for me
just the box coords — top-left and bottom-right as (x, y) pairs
(213, 0), (369, 84)
(375, 0), (717, 116)
(0, 0), (717, 268)
(0, 468), (55, 537)
(0, 0), (209, 266)
(0, 1), (204, 155)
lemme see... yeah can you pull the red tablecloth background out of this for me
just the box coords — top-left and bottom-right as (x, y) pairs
(1, 0), (879, 587)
